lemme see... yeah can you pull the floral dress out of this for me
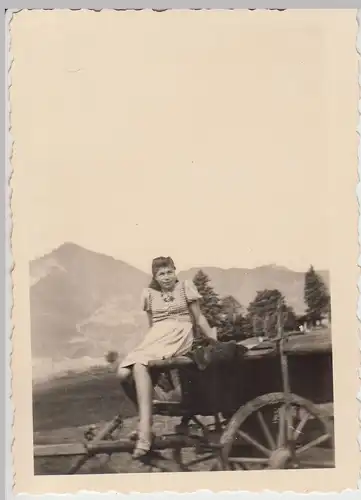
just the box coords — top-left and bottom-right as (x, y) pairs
(119, 280), (201, 368)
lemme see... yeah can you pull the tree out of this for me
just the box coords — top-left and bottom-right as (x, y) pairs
(247, 289), (296, 337)
(105, 350), (119, 372)
(304, 266), (330, 325)
(283, 305), (298, 332)
(192, 270), (223, 329)
(105, 350), (119, 364)
(218, 295), (246, 341)
(220, 295), (243, 323)
(241, 314), (255, 337)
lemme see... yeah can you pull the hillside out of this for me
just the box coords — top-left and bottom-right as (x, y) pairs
(30, 243), (150, 365)
(29, 243), (330, 380)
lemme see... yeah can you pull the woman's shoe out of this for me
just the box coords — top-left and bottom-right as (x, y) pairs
(132, 435), (153, 459)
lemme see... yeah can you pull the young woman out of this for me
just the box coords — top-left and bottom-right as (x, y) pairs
(116, 256), (216, 459)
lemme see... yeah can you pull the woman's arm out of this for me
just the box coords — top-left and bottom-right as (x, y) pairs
(189, 301), (217, 342)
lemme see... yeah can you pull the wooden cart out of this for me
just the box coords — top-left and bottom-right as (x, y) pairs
(34, 324), (334, 474)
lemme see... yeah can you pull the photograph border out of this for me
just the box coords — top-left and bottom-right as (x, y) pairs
(4, 2), (361, 499)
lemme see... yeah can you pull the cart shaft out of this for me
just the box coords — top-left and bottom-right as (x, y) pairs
(34, 434), (221, 458)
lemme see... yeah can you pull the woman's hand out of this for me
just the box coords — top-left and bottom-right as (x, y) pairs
(189, 301), (218, 343)
(209, 326), (218, 341)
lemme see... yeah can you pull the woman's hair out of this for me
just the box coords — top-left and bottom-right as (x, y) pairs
(148, 256), (178, 290)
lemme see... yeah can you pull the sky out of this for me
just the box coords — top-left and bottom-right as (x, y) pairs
(11, 10), (330, 273)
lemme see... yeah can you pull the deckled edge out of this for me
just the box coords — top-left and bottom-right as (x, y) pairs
(6, 7), (20, 497)
(5, 7), (359, 499)
(357, 7), (361, 492)
(1, 7), (288, 11)
(12, 490), (361, 499)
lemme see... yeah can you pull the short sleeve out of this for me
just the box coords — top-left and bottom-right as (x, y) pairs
(184, 280), (201, 303)
(141, 288), (152, 312)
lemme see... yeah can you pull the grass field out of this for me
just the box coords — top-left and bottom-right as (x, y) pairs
(33, 368), (207, 474)
(33, 371), (214, 474)
(33, 369), (135, 432)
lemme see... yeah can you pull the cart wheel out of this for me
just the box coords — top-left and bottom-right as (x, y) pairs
(218, 392), (334, 471)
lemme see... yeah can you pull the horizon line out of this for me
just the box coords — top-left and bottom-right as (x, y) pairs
(29, 241), (329, 275)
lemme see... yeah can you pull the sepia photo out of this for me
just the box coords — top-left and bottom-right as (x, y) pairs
(9, 8), (359, 494)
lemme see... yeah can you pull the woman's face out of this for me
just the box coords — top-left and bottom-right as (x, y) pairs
(155, 266), (177, 290)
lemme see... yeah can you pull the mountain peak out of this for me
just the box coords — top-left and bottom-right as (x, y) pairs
(53, 241), (94, 258)
(31, 242), (86, 264)
(255, 264), (293, 272)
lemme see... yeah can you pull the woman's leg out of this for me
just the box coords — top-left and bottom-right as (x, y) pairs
(117, 366), (131, 381)
(116, 366), (140, 441)
(117, 366), (138, 408)
(132, 363), (153, 444)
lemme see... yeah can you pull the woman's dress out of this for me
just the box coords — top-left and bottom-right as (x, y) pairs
(119, 280), (201, 368)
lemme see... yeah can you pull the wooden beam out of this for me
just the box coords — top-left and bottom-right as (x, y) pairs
(148, 357), (194, 368)
(34, 443), (88, 457)
(34, 434), (216, 458)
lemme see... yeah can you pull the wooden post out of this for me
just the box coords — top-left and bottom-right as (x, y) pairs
(277, 299), (293, 444)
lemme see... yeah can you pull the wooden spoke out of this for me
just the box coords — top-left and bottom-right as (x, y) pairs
(236, 429), (272, 457)
(285, 404), (294, 441)
(295, 434), (331, 455)
(256, 411), (276, 450)
(293, 412), (310, 441)
(277, 405), (286, 448)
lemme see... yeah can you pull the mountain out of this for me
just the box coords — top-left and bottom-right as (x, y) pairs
(30, 243), (150, 368)
(29, 243), (329, 380)
(179, 265), (329, 318)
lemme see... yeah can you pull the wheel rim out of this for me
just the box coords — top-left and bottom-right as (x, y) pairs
(219, 393), (334, 471)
